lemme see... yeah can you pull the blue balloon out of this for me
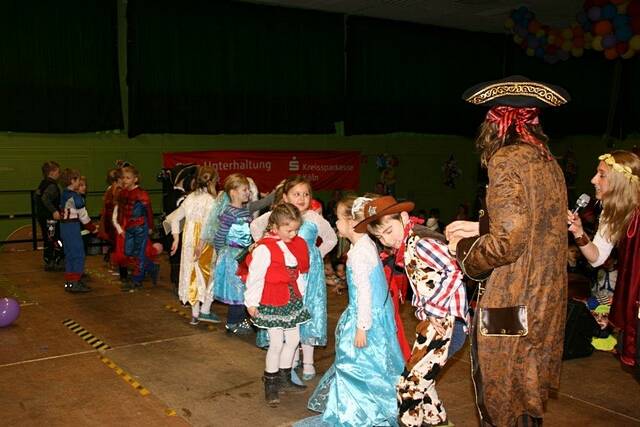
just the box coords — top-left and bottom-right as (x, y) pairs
(602, 4), (616, 20)
(535, 47), (545, 58)
(616, 27), (633, 42)
(0, 298), (20, 327)
(603, 34), (617, 49)
(613, 15), (630, 28)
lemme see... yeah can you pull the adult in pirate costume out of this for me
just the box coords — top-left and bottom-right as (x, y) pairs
(446, 76), (570, 426)
(568, 150), (640, 377)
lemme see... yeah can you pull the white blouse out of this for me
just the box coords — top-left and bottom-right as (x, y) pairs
(250, 210), (337, 258)
(346, 234), (380, 331)
(244, 239), (308, 308)
(590, 223), (615, 268)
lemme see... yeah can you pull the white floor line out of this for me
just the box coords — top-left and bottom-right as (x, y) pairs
(0, 349), (97, 369)
(557, 391), (640, 423)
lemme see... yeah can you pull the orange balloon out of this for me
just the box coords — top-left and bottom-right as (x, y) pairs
(605, 47), (619, 59)
(594, 20), (613, 36)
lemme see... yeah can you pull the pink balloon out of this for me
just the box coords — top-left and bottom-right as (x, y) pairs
(0, 298), (20, 327)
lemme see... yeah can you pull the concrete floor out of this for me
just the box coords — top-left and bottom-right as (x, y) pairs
(1, 251), (639, 427)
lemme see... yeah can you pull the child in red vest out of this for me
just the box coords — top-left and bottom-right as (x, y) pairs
(244, 203), (311, 407)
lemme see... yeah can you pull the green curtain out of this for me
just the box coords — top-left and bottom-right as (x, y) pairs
(345, 16), (506, 136)
(0, 0), (122, 132)
(127, 0), (344, 137)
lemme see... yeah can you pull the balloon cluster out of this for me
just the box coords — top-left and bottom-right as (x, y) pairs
(506, 0), (640, 62)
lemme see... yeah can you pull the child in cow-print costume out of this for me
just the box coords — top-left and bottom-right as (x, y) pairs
(355, 196), (469, 427)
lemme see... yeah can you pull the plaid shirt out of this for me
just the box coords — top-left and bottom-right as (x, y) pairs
(403, 231), (469, 326)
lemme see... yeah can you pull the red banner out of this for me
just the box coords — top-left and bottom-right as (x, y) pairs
(163, 150), (360, 191)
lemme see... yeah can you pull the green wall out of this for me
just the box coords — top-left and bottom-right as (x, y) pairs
(1, 130), (638, 243)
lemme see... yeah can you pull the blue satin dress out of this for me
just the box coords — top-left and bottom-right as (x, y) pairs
(296, 236), (404, 427)
(256, 219), (327, 348)
(213, 222), (252, 304)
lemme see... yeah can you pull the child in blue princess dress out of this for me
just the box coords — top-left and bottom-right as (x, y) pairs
(295, 195), (404, 427)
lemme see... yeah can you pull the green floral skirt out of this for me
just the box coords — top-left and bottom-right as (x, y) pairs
(253, 285), (311, 330)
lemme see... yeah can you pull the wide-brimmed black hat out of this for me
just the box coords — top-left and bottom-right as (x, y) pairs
(462, 75), (570, 108)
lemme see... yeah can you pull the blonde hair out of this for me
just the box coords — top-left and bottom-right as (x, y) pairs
(195, 165), (218, 196)
(223, 173), (249, 195)
(600, 150), (640, 243)
(122, 165), (141, 184)
(476, 120), (550, 168)
(267, 203), (302, 230)
(336, 193), (368, 223)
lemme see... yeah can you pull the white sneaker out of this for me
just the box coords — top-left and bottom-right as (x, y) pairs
(302, 363), (316, 380)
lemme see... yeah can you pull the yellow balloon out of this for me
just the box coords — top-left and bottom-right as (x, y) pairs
(630, 35), (640, 51)
(584, 33), (593, 49)
(622, 48), (635, 59)
(562, 29), (573, 39)
(526, 48), (535, 56)
(572, 47), (584, 57)
(617, 2), (628, 14)
(536, 29), (546, 38)
(513, 34), (524, 44)
(592, 35), (604, 51)
(548, 35), (556, 44)
(562, 40), (573, 51)
(505, 18), (515, 30)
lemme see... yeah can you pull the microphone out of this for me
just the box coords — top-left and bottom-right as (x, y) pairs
(572, 193), (591, 215)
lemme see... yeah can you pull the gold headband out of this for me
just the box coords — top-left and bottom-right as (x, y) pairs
(599, 153), (639, 183)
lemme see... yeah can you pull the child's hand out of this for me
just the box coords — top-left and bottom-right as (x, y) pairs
(193, 244), (203, 260)
(429, 316), (447, 337)
(247, 307), (258, 317)
(445, 220), (479, 241)
(148, 229), (153, 235)
(354, 328), (367, 348)
(170, 239), (179, 256)
(52, 211), (61, 221)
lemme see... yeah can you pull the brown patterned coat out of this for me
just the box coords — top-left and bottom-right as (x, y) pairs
(458, 144), (567, 426)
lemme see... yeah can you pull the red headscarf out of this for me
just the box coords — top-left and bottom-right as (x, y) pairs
(485, 106), (552, 160)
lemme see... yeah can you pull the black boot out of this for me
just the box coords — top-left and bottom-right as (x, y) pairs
(67, 281), (91, 293)
(121, 280), (135, 292)
(277, 368), (307, 394)
(263, 371), (280, 407)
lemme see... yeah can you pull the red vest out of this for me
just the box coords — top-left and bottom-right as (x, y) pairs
(250, 236), (309, 307)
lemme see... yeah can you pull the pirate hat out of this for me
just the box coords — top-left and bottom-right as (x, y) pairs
(353, 196), (414, 233)
(462, 75), (570, 108)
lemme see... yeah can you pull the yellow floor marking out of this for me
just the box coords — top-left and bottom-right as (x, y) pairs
(99, 356), (151, 397)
